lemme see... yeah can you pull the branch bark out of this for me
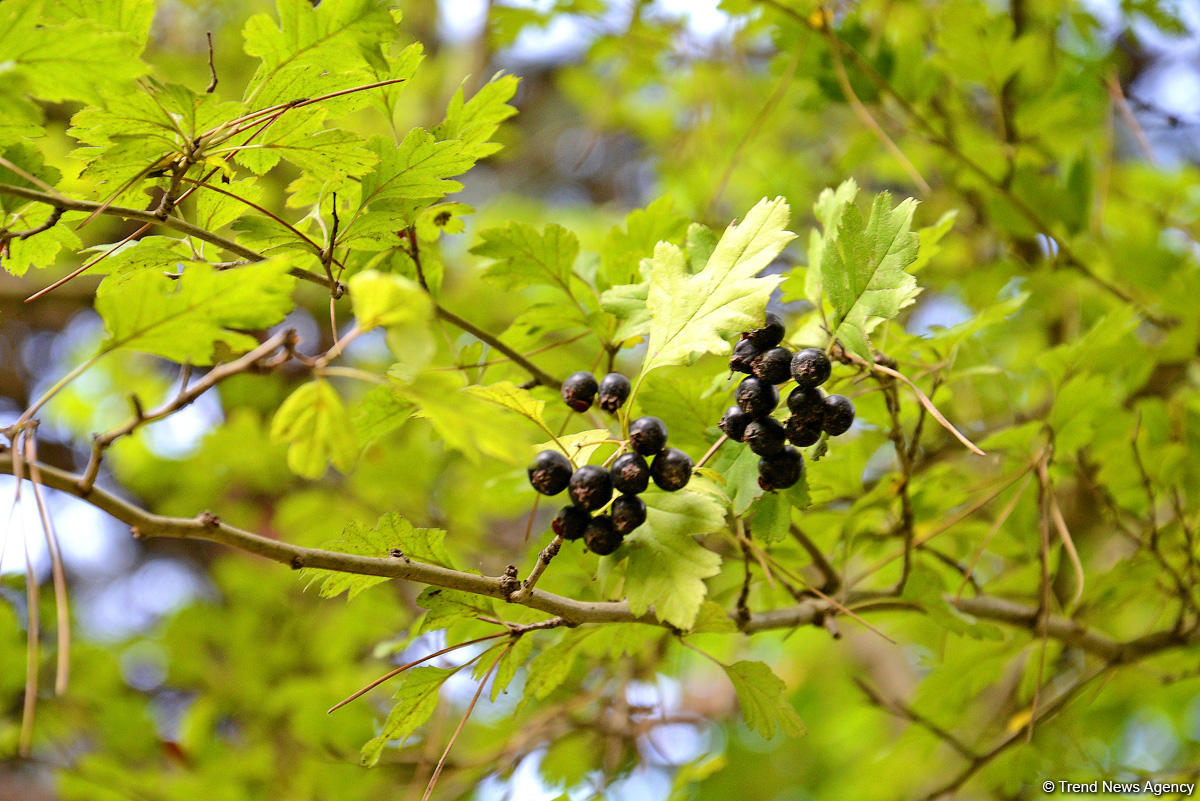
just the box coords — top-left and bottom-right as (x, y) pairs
(0, 182), (335, 291)
(2, 453), (1198, 662)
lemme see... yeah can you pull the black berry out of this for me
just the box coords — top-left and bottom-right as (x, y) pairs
(629, 416), (668, 456)
(568, 465), (613, 510)
(786, 385), (825, 427)
(597, 372), (631, 414)
(790, 348), (831, 388)
(735, 376), (778, 419)
(610, 453), (650, 495)
(561, 371), (599, 412)
(552, 505), (589, 541)
(823, 394), (856, 436)
(744, 312), (785, 349)
(612, 494), (647, 535)
(719, 406), (752, 442)
(784, 415), (822, 447)
(730, 339), (760, 374)
(584, 515), (622, 555)
(751, 346), (793, 385)
(758, 446), (803, 491)
(527, 450), (572, 495)
(651, 447), (692, 491)
(743, 417), (786, 456)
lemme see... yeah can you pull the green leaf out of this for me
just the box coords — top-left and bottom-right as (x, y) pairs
(600, 195), (689, 287)
(488, 633), (533, 702)
(269, 379), (359, 478)
(348, 270), (432, 331)
(612, 491), (725, 629)
(357, 130), (475, 205)
(393, 370), (526, 464)
(0, 0), (149, 105)
(473, 222), (582, 294)
(519, 629), (595, 709)
(751, 481), (809, 543)
(640, 197), (794, 375)
(434, 73), (519, 161)
(94, 259), (296, 363)
(353, 385), (414, 446)
(821, 190), (921, 359)
(301, 512), (452, 600)
(242, 0), (395, 107)
(360, 666), (455, 767)
(416, 587), (495, 632)
(722, 660), (806, 739)
(689, 601), (738, 634)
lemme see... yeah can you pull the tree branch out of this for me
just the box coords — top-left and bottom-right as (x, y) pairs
(2, 453), (1197, 663)
(0, 183), (335, 292)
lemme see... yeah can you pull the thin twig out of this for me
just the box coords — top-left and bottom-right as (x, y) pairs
(421, 641), (512, 801)
(508, 535), (563, 603)
(24, 437), (70, 695)
(205, 33), (218, 93)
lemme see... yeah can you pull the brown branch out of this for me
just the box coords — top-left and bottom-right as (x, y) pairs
(433, 304), (560, 389)
(77, 331), (296, 493)
(205, 33), (218, 93)
(3, 453), (1199, 662)
(0, 183), (334, 291)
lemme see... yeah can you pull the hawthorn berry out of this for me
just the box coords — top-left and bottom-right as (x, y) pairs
(790, 348), (831, 389)
(719, 406), (752, 442)
(743, 417), (787, 456)
(758, 446), (803, 491)
(584, 515), (622, 555)
(784, 415), (822, 447)
(612, 494), (647, 535)
(729, 339), (760, 374)
(629, 416), (668, 456)
(527, 450), (572, 495)
(744, 312), (785, 349)
(786, 385), (825, 427)
(735, 376), (779, 418)
(552, 505), (589, 541)
(597, 372), (631, 413)
(751, 346), (793, 385)
(651, 447), (692, 491)
(561, 371), (599, 412)
(823, 394), (856, 436)
(610, 453), (651, 495)
(568, 465), (613, 510)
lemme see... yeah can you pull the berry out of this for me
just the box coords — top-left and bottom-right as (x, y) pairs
(743, 417), (786, 456)
(584, 515), (622, 555)
(597, 372), (631, 414)
(730, 339), (760, 374)
(744, 312), (785, 349)
(629, 416), (668, 456)
(610, 453), (651, 495)
(751, 346), (793, 385)
(784, 415), (822, 447)
(612, 494), (647, 535)
(552, 505), (589, 541)
(568, 465), (613, 511)
(651, 447), (692, 491)
(561, 371), (599, 412)
(790, 348), (831, 388)
(527, 450), (572, 495)
(786, 385), (825, 427)
(735, 376), (779, 419)
(823, 394), (856, 436)
(758, 446), (803, 491)
(719, 406), (752, 442)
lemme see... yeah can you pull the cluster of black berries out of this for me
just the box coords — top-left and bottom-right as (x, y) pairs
(525, 371), (693, 556)
(719, 313), (856, 491)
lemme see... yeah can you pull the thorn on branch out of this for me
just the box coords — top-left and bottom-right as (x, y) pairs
(198, 510), (220, 528)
